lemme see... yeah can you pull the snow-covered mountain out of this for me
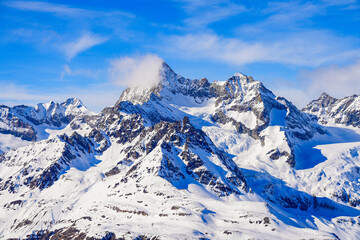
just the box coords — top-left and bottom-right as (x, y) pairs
(303, 92), (360, 127)
(1, 63), (360, 239)
(0, 98), (92, 153)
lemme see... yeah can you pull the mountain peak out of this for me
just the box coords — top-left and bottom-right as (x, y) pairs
(63, 97), (82, 105)
(319, 92), (334, 100)
(225, 72), (255, 89)
(233, 72), (247, 78)
(61, 97), (86, 109)
(320, 92), (330, 97)
(117, 62), (212, 105)
(160, 61), (173, 73)
(314, 92), (337, 105)
(117, 62), (262, 107)
(304, 92), (360, 127)
(4, 66), (360, 239)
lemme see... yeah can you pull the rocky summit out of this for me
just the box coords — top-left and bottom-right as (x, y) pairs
(1, 63), (360, 239)
(303, 92), (360, 127)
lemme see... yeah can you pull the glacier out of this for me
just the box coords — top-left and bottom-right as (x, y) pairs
(0, 63), (360, 239)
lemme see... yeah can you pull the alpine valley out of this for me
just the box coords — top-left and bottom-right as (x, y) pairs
(1, 62), (360, 240)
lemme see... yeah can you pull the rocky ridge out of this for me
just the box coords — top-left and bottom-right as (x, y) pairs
(1, 63), (360, 239)
(303, 92), (360, 127)
(117, 63), (324, 167)
(0, 98), (91, 142)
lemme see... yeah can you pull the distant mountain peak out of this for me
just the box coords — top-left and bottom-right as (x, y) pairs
(117, 62), (265, 107)
(3, 66), (360, 239)
(320, 92), (331, 97)
(117, 62), (212, 105)
(304, 92), (360, 126)
(62, 97), (82, 106)
(232, 72), (248, 79)
(318, 92), (336, 101)
(0, 98), (90, 142)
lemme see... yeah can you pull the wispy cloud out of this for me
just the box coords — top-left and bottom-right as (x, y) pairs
(3, 1), (134, 18)
(3, 1), (135, 60)
(176, 0), (247, 28)
(301, 60), (360, 98)
(238, 0), (358, 38)
(63, 33), (107, 60)
(0, 82), (51, 104)
(4, 1), (89, 17)
(0, 81), (123, 112)
(5, 28), (60, 48)
(2, 0), (360, 112)
(271, 60), (360, 108)
(60, 64), (103, 80)
(62, 84), (125, 112)
(161, 1), (360, 67)
(4, 29), (107, 60)
(63, 64), (72, 75)
(109, 54), (164, 88)
(163, 32), (360, 66)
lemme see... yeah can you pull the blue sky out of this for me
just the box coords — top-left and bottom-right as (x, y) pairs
(1, 0), (360, 111)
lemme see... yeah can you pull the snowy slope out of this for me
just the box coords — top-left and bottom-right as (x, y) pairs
(1, 63), (360, 239)
(0, 98), (92, 151)
(303, 92), (360, 127)
(0, 133), (30, 154)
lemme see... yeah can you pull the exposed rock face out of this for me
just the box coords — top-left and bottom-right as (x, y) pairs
(122, 116), (248, 196)
(117, 63), (214, 105)
(209, 75), (324, 146)
(1, 63), (360, 239)
(0, 106), (37, 141)
(303, 92), (360, 127)
(0, 132), (99, 193)
(209, 74), (273, 140)
(0, 98), (91, 142)
(74, 110), (249, 197)
(114, 65), (324, 168)
(12, 98), (90, 127)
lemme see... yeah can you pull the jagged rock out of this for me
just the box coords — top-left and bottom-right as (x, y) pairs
(0, 98), (91, 143)
(304, 92), (360, 127)
(1, 63), (360, 239)
(0, 132), (97, 192)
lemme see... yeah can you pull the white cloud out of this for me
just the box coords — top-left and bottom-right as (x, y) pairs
(163, 32), (360, 67)
(60, 64), (103, 81)
(63, 33), (107, 60)
(175, 0), (246, 28)
(163, 0), (360, 68)
(269, 61), (360, 108)
(6, 30), (108, 61)
(5, 28), (108, 60)
(64, 64), (71, 74)
(60, 64), (71, 80)
(3, 1), (134, 18)
(66, 86), (124, 112)
(0, 81), (124, 113)
(176, 0), (222, 11)
(302, 60), (360, 98)
(0, 82), (51, 104)
(185, 3), (246, 28)
(272, 87), (314, 109)
(109, 54), (164, 88)
(6, 28), (60, 49)
(3, 1), (88, 17)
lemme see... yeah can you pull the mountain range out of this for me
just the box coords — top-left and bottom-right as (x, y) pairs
(1, 62), (360, 239)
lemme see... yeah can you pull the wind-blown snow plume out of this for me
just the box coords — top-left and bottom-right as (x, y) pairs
(109, 54), (164, 88)
(3, 64), (360, 239)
